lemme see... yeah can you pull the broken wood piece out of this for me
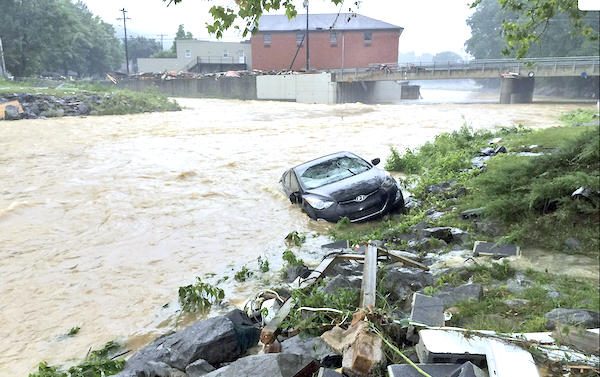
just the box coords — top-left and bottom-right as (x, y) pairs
(291, 255), (338, 289)
(472, 240), (521, 257)
(381, 248), (430, 271)
(342, 332), (384, 376)
(261, 297), (296, 345)
(321, 321), (369, 354)
(359, 245), (377, 308)
(552, 325), (600, 355)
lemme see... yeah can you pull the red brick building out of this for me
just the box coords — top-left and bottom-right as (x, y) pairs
(251, 13), (403, 71)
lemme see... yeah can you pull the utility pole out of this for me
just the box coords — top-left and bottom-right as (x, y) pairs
(157, 34), (167, 50)
(0, 36), (6, 77)
(304, 0), (310, 71)
(117, 8), (131, 75)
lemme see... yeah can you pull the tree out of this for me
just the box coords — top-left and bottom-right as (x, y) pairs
(0, 0), (122, 77)
(432, 51), (463, 63)
(170, 24), (193, 55)
(469, 0), (599, 58)
(128, 36), (162, 72)
(163, 0), (598, 58)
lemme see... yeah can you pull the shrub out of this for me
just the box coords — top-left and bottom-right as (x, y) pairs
(178, 277), (225, 313)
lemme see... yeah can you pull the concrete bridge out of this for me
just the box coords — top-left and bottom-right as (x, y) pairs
(331, 56), (599, 104)
(332, 56), (600, 82)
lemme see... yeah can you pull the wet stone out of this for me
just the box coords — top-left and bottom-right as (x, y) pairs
(281, 335), (338, 362)
(202, 353), (315, 377)
(545, 308), (600, 329)
(185, 359), (215, 377)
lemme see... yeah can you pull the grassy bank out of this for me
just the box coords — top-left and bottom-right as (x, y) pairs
(0, 78), (180, 116)
(333, 109), (599, 255)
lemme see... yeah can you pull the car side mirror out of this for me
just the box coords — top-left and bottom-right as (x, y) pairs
(371, 158), (381, 166)
(289, 192), (301, 204)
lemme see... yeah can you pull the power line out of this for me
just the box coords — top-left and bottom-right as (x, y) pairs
(157, 34), (168, 50)
(117, 8), (131, 75)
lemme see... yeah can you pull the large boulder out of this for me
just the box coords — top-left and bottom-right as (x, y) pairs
(186, 359), (216, 377)
(545, 308), (600, 329)
(381, 266), (433, 304)
(115, 310), (259, 376)
(203, 353), (314, 377)
(281, 335), (338, 362)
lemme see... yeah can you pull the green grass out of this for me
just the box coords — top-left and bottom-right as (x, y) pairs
(332, 110), (599, 255)
(448, 264), (599, 333)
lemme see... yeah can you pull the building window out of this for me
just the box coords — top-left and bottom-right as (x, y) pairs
(184, 49), (192, 58)
(223, 50), (229, 57)
(296, 31), (305, 46)
(330, 31), (337, 46)
(363, 31), (372, 46)
(263, 33), (272, 47)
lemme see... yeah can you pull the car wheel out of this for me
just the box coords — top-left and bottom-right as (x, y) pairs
(303, 202), (318, 220)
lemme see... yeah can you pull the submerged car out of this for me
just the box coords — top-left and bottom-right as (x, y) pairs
(281, 151), (404, 222)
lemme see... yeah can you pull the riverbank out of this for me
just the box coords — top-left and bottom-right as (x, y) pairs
(0, 79), (180, 119)
(25, 109), (599, 376)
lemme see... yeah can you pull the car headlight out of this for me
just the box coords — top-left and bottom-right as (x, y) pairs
(382, 175), (396, 188)
(304, 195), (335, 210)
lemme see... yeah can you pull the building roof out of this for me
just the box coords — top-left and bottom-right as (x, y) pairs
(257, 13), (403, 32)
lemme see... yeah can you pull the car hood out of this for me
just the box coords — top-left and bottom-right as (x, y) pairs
(305, 168), (385, 202)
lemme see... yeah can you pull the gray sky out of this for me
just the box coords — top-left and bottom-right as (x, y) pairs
(82, 0), (474, 57)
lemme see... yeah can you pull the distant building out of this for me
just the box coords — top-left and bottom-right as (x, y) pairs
(137, 39), (252, 73)
(251, 14), (403, 71)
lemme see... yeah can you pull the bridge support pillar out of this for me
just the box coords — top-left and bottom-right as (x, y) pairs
(499, 75), (535, 104)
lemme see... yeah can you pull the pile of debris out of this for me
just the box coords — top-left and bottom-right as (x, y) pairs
(111, 239), (599, 377)
(119, 68), (306, 82)
(0, 93), (101, 120)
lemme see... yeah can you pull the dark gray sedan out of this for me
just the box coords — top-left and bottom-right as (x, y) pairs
(281, 151), (404, 222)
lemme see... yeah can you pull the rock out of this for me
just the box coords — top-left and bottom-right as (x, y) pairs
(460, 208), (484, 220)
(407, 238), (447, 252)
(331, 260), (363, 278)
(504, 299), (530, 309)
(281, 335), (338, 361)
(471, 156), (490, 169)
(479, 147), (495, 156)
(425, 209), (445, 221)
(114, 360), (186, 377)
(422, 227), (453, 243)
(285, 265), (310, 283)
(186, 359), (216, 377)
(433, 284), (483, 307)
(202, 353), (315, 377)
(119, 310), (259, 374)
(505, 273), (534, 294)
(404, 196), (422, 210)
(546, 290), (560, 300)
(564, 237), (582, 252)
(494, 146), (507, 154)
(381, 266), (433, 304)
(426, 181), (456, 195)
(76, 102), (90, 115)
(320, 275), (361, 295)
(545, 308), (600, 329)
(4, 104), (21, 120)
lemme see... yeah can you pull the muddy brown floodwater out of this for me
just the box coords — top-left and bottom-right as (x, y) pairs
(0, 98), (596, 375)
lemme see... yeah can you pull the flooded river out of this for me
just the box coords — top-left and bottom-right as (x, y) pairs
(0, 98), (596, 375)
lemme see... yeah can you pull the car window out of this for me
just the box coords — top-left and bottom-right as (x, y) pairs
(290, 171), (301, 192)
(298, 156), (371, 189)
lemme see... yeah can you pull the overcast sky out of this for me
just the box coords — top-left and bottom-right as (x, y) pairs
(81, 0), (475, 57)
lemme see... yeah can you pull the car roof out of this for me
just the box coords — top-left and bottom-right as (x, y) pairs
(292, 151), (363, 175)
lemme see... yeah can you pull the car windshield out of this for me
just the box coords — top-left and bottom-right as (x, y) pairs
(298, 155), (372, 189)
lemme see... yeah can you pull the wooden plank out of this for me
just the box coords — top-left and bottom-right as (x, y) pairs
(360, 245), (378, 308)
(382, 248), (430, 271)
(260, 297), (296, 344)
(261, 255), (340, 344)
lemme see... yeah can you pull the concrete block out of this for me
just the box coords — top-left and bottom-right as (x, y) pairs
(473, 241), (520, 257)
(409, 293), (445, 327)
